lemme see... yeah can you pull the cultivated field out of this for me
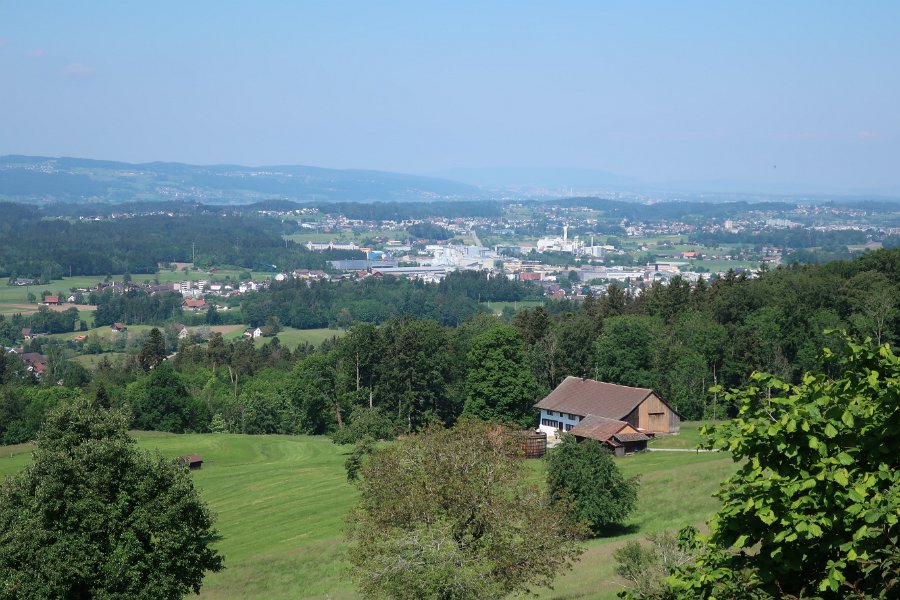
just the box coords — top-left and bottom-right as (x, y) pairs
(0, 423), (733, 599)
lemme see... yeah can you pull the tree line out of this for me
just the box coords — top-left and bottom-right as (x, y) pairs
(240, 271), (541, 329)
(0, 248), (897, 445)
(0, 203), (361, 280)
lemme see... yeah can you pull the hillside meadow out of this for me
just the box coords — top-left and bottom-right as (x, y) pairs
(0, 424), (734, 599)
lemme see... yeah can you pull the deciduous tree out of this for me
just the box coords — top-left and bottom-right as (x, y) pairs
(638, 338), (900, 598)
(346, 420), (585, 599)
(0, 399), (223, 599)
(546, 435), (639, 535)
(462, 323), (537, 426)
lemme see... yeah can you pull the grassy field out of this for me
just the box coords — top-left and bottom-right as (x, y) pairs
(483, 300), (545, 315)
(0, 276), (117, 304)
(223, 326), (346, 349)
(47, 324), (157, 343)
(71, 352), (129, 368)
(0, 423), (735, 599)
(648, 420), (726, 449)
(285, 228), (409, 245)
(155, 269), (275, 283)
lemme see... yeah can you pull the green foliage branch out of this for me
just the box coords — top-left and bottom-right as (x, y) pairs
(631, 337), (900, 598)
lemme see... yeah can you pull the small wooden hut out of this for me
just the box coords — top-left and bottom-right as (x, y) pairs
(178, 453), (204, 470)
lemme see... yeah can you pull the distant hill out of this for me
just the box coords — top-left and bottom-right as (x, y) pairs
(0, 155), (482, 204)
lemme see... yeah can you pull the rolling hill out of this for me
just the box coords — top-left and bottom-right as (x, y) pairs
(0, 155), (482, 204)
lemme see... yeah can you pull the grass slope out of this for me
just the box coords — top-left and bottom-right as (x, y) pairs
(224, 326), (346, 350)
(0, 424), (734, 599)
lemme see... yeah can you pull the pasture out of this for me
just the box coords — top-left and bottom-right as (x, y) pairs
(0, 425), (734, 599)
(224, 326), (346, 349)
(482, 300), (545, 315)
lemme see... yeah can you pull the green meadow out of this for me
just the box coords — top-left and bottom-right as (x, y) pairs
(223, 326), (346, 349)
(0, 424), (734, 599)
(482, 300), (545, 315)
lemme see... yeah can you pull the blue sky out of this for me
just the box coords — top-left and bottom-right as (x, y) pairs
(1, 1), (898, 193)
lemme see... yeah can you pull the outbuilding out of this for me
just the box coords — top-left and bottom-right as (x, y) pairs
(178, 454), (204, 470)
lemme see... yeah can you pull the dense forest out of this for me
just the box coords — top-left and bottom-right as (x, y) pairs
(241, 271), (541, 329)
(0, 203), (361, 280)
(0, 248), (897, 446)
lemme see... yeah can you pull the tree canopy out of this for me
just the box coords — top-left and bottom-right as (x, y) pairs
(0, 399), (223, 599)
(638, 337), (900, 598)
(462, 323), (537, 426)
(547, 435), (639, 535)
(345, 420), (585, 599)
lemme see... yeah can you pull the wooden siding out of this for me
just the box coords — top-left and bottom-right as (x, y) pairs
(634, 393), (680, 433)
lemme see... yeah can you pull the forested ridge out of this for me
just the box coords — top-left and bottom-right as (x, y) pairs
(0, 203), (360, 280)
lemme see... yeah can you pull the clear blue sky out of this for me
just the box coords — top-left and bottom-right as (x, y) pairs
(2, 1), (898, 193)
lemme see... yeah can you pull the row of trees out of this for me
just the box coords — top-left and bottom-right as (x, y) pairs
(0, 307), (82, 346)
(240, 271), (540, 329)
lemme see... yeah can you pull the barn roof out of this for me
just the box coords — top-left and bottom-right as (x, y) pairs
(534, 376), (653, 419)
(612, 432), (650, 443)
(569, 414), (630, 441)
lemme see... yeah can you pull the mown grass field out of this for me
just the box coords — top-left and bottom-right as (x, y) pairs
(0, 423), (735, 599)
(223, 326), (346, 349)
(483, 300), (545, 315)
(284, 228), (409, 245)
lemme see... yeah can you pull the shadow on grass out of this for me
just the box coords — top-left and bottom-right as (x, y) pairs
(592, 522), (641, 539)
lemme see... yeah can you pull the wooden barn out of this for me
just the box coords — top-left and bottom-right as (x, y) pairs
(534, 377), (681, 452)
(178, 453), (204, 470)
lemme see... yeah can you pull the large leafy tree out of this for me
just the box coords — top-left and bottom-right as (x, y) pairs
(462, 323), (537, 426)
(125, 362), (208, 433)
(642, 338), (900, 598)
(346, 420), (585, 599)
(594, 315), (664, 389)
(546, 435), (639, 535)
(376, 316), (453, 430)
(0, 399), (223, 599)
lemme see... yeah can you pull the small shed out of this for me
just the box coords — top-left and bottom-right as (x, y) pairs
(178, 453), (204, 470)
(569, 415), (649, 456)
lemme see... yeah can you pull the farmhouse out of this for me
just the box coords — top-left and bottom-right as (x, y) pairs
(534, 377), (681, 453)
(182, 298), (206, 310)
(111, 322), (127, 332)
(42, 295), (61, 305)
(244, 327), (263, 338)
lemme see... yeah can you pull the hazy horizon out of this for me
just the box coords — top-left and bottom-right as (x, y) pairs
(2, 2), (898, 195)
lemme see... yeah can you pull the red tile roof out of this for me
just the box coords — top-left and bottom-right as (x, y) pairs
(535, 376), (653, 420)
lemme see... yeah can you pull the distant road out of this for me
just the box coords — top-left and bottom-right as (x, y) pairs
(469, 228), (482, 247)
(647, 448), (721, 453)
